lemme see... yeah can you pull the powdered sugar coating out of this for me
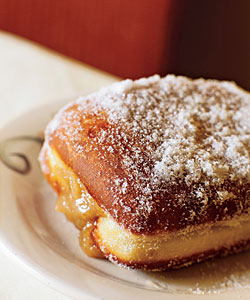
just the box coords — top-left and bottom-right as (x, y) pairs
(75, 75), (250, 184)
(45, 75), (250, 233)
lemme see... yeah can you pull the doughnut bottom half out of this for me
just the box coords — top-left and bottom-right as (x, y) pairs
(40, 145), (250, 271)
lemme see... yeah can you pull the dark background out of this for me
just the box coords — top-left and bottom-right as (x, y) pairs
(1, 0), (249, 90)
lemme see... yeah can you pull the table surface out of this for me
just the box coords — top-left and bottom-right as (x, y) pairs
(0, 30), (119, 300)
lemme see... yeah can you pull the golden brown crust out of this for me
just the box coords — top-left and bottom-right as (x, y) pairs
(40, 142), (250, 270)
(42, 102), (250, 235)
(39, 74), (250, 270)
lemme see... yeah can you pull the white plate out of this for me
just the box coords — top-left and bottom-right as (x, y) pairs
(1, 100), (250, 300)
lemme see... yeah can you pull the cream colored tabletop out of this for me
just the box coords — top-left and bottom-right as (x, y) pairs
(0, 30), (118, 300)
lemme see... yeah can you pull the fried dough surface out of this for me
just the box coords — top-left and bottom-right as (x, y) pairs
(39, 75), (250, 270)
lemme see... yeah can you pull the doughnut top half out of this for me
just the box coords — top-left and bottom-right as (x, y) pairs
(43, 75), (250, 234)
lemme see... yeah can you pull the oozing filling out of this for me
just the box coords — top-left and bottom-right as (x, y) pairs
(46, 146), (250, 265)
(46, 146), (105, 257)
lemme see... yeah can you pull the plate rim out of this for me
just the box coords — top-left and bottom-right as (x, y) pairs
(0, 99), (249, 300)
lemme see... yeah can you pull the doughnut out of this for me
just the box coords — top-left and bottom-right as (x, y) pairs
(39, 75), (250, 271)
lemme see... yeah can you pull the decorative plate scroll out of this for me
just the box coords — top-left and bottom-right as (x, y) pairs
(0, 136), (44, 174)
